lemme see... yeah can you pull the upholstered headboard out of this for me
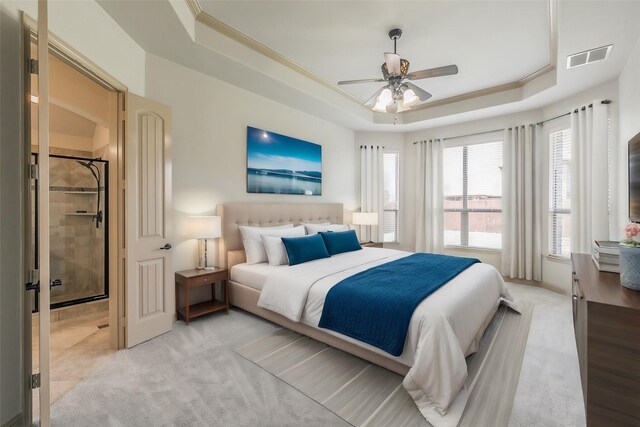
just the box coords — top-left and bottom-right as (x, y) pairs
(218, 202), (344, 268)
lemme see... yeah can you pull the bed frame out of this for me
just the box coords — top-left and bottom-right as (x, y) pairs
(218, 202), (410, 375)
(218, 202), (496, 376)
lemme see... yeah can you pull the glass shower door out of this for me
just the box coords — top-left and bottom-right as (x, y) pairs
(31, 153), (109, 311)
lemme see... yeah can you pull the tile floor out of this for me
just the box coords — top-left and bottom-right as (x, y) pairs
(32, 307), (115, 420)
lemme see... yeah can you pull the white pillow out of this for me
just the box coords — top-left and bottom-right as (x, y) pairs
(300, 222), (330, 227)
(261, 226), (306, 266)
(304, 223), (350, 235)
(239, 224), (293, 264)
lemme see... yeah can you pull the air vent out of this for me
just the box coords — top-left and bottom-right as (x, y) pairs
(567, 45), (612, 69)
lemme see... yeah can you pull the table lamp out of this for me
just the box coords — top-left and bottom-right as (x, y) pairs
(188, 216), (221, 270)
(352, 212), (379, 244)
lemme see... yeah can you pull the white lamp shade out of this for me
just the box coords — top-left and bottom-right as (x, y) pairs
(378, 88), (393, 106)
(188, 216), (221, 239)
(372, 101), (388, 113)
(352, 212), (379, 226)
(402, 89), (419, 107)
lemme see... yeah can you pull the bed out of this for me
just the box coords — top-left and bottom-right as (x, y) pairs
(218, 202), (512, 426)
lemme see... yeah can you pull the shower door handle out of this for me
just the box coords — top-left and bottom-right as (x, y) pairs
(159, 243), (172, 250)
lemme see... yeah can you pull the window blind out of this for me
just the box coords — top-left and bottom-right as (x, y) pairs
(443, 141), (502, 249)
(383, 152), (399, 242)
(549, 128), (572, 257)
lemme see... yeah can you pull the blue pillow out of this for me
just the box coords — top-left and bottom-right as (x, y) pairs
(281, 234), (331, 266)
(319, 230), (362, 255)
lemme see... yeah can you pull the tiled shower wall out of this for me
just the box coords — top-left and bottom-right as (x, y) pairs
(47, 148), (106, 304)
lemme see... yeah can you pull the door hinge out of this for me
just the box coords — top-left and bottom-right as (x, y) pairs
(31, 373), (40, 389)
(29, 59), (38, 74)
(119, 316), (127, 328)
(29, 269), (39, 285)
(30, 164), (39, 180)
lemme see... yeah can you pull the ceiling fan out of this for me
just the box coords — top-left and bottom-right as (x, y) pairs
(338, 28), (459, 113)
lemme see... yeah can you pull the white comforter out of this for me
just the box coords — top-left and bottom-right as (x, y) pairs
(257, 248), (512, 426)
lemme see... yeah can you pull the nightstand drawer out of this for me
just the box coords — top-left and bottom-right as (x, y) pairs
(175, 269), (228, 288)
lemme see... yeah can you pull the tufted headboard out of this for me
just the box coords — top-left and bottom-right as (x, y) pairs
(217, 202), (344, 268)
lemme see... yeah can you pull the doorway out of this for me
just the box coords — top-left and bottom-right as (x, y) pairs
(26, 31), (124, 423)
(24, 12), (174, 425)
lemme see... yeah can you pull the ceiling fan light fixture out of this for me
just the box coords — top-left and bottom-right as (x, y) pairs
(402, 89), (419, 107)
(396, 102), (412, 113)
(377, 88), (393, 106)
(339, 28), (456, 114)
(372, 101), (388, 113)
(400, 59), (410, 76)
(384, 53), (402, 76)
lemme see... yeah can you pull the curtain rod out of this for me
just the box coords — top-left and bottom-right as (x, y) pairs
(412, 99), (612, 144)
(535, 99), (611, 126)
(413, 128), (507, 144)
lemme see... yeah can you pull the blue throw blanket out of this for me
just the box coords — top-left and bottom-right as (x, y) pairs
(318, 253), (480, 356)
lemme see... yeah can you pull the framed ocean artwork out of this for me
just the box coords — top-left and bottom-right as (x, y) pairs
(246, 126), (322, 195)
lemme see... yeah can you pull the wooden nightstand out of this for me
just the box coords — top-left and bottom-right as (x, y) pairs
(361, 242), (383, 248)
(175, 267), (229, 325)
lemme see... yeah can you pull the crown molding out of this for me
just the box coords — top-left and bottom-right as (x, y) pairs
(186, 0), (558, 117)
(409, 0), (557, 113)
(184, 0), (202, 19)
(190, 1), (364, 106)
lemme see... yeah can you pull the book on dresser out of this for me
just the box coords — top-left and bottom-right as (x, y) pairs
(592, 240), (620, 273)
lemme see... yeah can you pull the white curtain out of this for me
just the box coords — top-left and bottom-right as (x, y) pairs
(360, 145), (384, 242)
(502, 125), (542, 280)
(415, 139), (444, 253)
(571, 103), (609, 254)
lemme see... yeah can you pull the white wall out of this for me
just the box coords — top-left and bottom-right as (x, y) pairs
(144, 54), (359, 280)
(618, 37), (640, 236)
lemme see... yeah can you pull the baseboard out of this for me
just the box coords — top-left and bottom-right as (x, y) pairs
(504, 276), (570, 296)
(539, 281), (570, 296)
(2, 412), (24, 427)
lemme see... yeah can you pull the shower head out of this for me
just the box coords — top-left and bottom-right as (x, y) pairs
(76, 157), (101, 168)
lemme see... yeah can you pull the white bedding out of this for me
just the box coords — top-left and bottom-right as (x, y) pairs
(230, 262), (281, 290)
(256, 248), (512, 427)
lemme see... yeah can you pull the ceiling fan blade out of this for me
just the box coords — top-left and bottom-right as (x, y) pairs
(338, 78), (386, 85)
(406, 64), (459, 80)
(365, 86), (387, 106)
(384, 53), (401, 76)
(405, 82), (432, 101)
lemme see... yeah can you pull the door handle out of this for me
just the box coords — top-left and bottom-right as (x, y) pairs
(159, 243), (172, 250)
(25, 279), (63, 292)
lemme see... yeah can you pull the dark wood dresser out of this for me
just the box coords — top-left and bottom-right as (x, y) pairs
(571, 253), (640, 426)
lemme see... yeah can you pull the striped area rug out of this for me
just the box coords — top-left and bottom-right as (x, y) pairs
(236, 302), (533, 427)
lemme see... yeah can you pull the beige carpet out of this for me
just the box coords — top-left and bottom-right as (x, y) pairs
(236, 303), (533, 427)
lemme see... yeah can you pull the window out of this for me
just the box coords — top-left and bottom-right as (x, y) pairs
(549, 128), (572, 257)
(444, 141), (502, 249)
(383, 152), (399, 242)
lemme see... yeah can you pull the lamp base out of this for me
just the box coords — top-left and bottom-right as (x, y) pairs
(195, 238), (208, 270)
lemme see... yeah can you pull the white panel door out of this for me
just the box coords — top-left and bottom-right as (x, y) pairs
(125, 93), (173, 348)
